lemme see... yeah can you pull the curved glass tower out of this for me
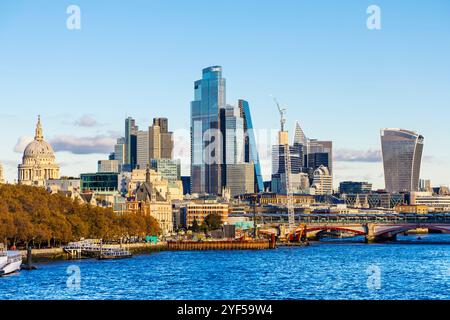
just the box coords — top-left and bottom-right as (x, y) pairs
(380, 129), (424, 193)
(191, 66), (226, 195)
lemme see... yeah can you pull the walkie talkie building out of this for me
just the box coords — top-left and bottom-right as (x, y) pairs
(381, 128), (424, 193)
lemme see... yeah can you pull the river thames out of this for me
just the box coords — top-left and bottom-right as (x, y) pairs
(1, 234), (450, 300)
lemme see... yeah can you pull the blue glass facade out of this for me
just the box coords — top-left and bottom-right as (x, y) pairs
(191, 66), (226, 195)
(239, 99), (264, 193)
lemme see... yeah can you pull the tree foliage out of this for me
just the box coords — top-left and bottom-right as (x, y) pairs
(0, 184), (160, 247)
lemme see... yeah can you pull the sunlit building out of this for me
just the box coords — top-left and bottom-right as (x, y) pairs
(191, 66), (226, 195)
(18, 116), (60, 187)
(311, 165), (333, 195)
(381, 128), (424, 193)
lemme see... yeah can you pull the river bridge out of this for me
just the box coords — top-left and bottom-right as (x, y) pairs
(231, 213), (450, 243)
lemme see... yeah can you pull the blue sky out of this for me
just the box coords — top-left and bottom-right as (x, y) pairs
(1, 0), (449, 189)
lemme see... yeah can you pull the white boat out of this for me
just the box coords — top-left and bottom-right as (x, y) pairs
(0, 247), (22, 276)
(0, 245), (7, 270)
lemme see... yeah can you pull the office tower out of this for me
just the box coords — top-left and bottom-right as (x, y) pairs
(222, 103), (256, 196)
(226, 163), (255, 197)
(190, 66), (226, 195)
(271, 143), (303, 194)
(238, 99), (264, 193)
(98, 160), (120, 173)
(125, 117), (138, 169)
(137, 130), (150, 169)
(150, 158), (181, 182)
(293, 121), (308, 147)
(114, 137), (126, 167)
(225, 105), (245, 165)
(307, 152), (329, 171)
(312, 165), (333, 195)
(381, 128), (424, 193)
(419, 179), (432, 192)
(149, 118), (174, 160)
(339, 181), (372, 194)
(308, 139), (333, 175)
(181, 176), (191, 195)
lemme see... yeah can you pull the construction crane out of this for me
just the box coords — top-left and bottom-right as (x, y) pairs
(272, 96), (296, 235)
(272, 96), (287, 132)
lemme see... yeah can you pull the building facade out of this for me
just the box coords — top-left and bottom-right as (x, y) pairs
(184, 201), (229, 228)
(98, 160), (120, 173)
(151, 118), (173, 159)
(80, 173), (119, 192)
(113, 137), (126, 168)
(239, 99), (264, 192)
(150, 158), (181, 183)
(125, 117), (138, 169)
(312, 165), (333, 195)
(339, 181), (372, 194)
(137, 130), (150, 169)
(226, 163), (255, 197)
(191, 66), (226, 195)
(381, 128), (424, 193)
(132, 168), (173, 235)
(18, 116), (60, 187)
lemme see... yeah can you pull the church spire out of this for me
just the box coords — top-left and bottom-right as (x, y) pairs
(35, 115), (43, 141)
(146, 164), (151, 184)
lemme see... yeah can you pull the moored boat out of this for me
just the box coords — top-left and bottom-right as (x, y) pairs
(0, 244), (7, 271)
(0, 249), (22, 276)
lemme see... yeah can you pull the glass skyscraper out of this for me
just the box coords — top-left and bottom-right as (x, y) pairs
(239, 99), (264, 193)
(191, 66), (226, 195)
(125, 117), (138, 169)
(381, 128), (424, 193)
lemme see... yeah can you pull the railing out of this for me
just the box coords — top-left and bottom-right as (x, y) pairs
(63, 240), (131, 257)
(229, 213), (450, 224)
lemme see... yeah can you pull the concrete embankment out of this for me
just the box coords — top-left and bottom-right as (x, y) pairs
(18, 240), (275, 262)
(19, 242), (168, 262)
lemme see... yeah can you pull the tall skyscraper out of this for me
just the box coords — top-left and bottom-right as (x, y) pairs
(381, 128), (424, 193)
(113, 137), (126, 168)
(148, 118), (173, 161)
(190, 66), (226, 195)
(225, 105), (245, 165)
(293, 121), (308, 147)
(150, 118), (173, 159)
(239, 99), (264, 193)
(125, 117), (138, 169)
(308, 140), (333, 175)
(137, 130), (150, 169)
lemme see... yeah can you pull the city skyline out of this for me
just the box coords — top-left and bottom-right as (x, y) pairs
(1, 0), (450, 188)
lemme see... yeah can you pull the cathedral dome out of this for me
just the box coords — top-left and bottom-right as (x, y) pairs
(18, 116), (60, 186)
(23, 140), (55, 158)
(23, 116), (56, 159)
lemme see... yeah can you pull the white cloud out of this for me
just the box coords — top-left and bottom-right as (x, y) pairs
(50, 134), (118, 155)
(13, 136), (33, 153)
(334, 149), (382, 163)
(74, 114), (99, 127)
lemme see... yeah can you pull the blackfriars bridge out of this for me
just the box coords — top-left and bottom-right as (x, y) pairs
(232, 213), (450, 243)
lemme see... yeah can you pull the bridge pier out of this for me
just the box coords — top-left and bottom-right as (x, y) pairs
(364, 223), (376, 244)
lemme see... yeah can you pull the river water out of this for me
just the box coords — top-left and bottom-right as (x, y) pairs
(1, 234), (450, 300)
